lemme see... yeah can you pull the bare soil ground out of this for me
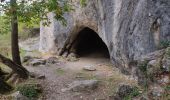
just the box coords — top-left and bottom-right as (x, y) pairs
(26, 52), (137, 100)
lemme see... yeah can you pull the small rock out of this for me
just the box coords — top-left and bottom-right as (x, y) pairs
(66, 52), (79, 62)
(11, 91), (29, 100)
(147, 59), (161, 75)
(29, 72), (36, 78)
(67, 53), (78, 58)
(66, 56), (79, 62)
(37, 75), (45, 79)
(62, 80), (99, 92)
(29, 72), (45, 79)
(62, 52), (68, 58)
(83, 65), (96, 71)
(46, 57), (58, 64)
(161, 75), (170, 84)
(148, 59), (160, 68)
(29, 59), (46, 66)
(97, 64), (102, 66)
(80, 96), (83, 99)
(22, 56), (32, 63)
(157, 75), (170, 85)
(149, 84), (164, 98)
(117, 85), (133, 97)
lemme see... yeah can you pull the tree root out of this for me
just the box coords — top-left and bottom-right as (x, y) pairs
(0, 54), (29, 79)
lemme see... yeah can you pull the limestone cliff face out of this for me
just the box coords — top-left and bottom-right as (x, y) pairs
(40, 0), (170, 74)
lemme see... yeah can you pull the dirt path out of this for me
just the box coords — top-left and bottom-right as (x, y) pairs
(26, 53), (137, 100)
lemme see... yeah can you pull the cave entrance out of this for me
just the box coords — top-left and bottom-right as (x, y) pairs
(72, 27), (110, 58)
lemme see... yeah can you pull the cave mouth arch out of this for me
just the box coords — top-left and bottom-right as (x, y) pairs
(71, 27), (110, 58)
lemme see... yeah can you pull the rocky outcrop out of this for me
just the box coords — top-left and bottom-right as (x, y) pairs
(136, 47), (170, 86)
(40, 0), (170, 74)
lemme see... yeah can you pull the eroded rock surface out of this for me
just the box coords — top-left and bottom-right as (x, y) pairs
(40, 0), (170, 75)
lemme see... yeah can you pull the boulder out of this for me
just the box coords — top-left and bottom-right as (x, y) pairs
(83, 65), (96, 71)
(46, 57), (58, 64)
(147, 59), (161, 76)
(29, 59), (46, 66)
(66, 56), (79, 62)
(68, 53), (78, 58)
(62, 80), (99, 92)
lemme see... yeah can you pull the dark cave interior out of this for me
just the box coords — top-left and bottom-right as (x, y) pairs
(73, 27), (110, 58)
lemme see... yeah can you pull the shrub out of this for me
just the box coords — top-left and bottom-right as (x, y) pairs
(16, 84), (41, 99)
(159, 40), (170, 49)
(123, 87), (141, 100)
(138, 61), (148, 74)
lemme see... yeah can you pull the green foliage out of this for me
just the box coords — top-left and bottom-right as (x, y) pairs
(163, 85), (170, 99)
(80, 0), (87, 7)
(138, 61), (149, 89)
(0, 0), (87, 35)
(138, 61), (148, 74)
(0, 33), (11, 57)
(166, 47), (170, 57)
(123, 87), (141, 100)
(20, 48), (26, 58)
(165, 85), (170, 91)
(0, 0), (75, 27)
(159, 40), (170, 49)
(16, 84), (40, 99)
(0, 15), (10, 35)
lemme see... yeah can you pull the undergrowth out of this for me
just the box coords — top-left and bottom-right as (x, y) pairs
(159, 40), (170, 49)
(123, 87), (141, 100)
(16, 83), (41, 99)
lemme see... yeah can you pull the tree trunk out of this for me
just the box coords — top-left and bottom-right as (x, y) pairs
(0, 54), (29, 79)
(11, 0), (22, 66)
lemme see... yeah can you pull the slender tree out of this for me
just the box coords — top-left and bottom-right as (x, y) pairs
(10, 0), (21, 65)
(0, 0), (85, 79)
